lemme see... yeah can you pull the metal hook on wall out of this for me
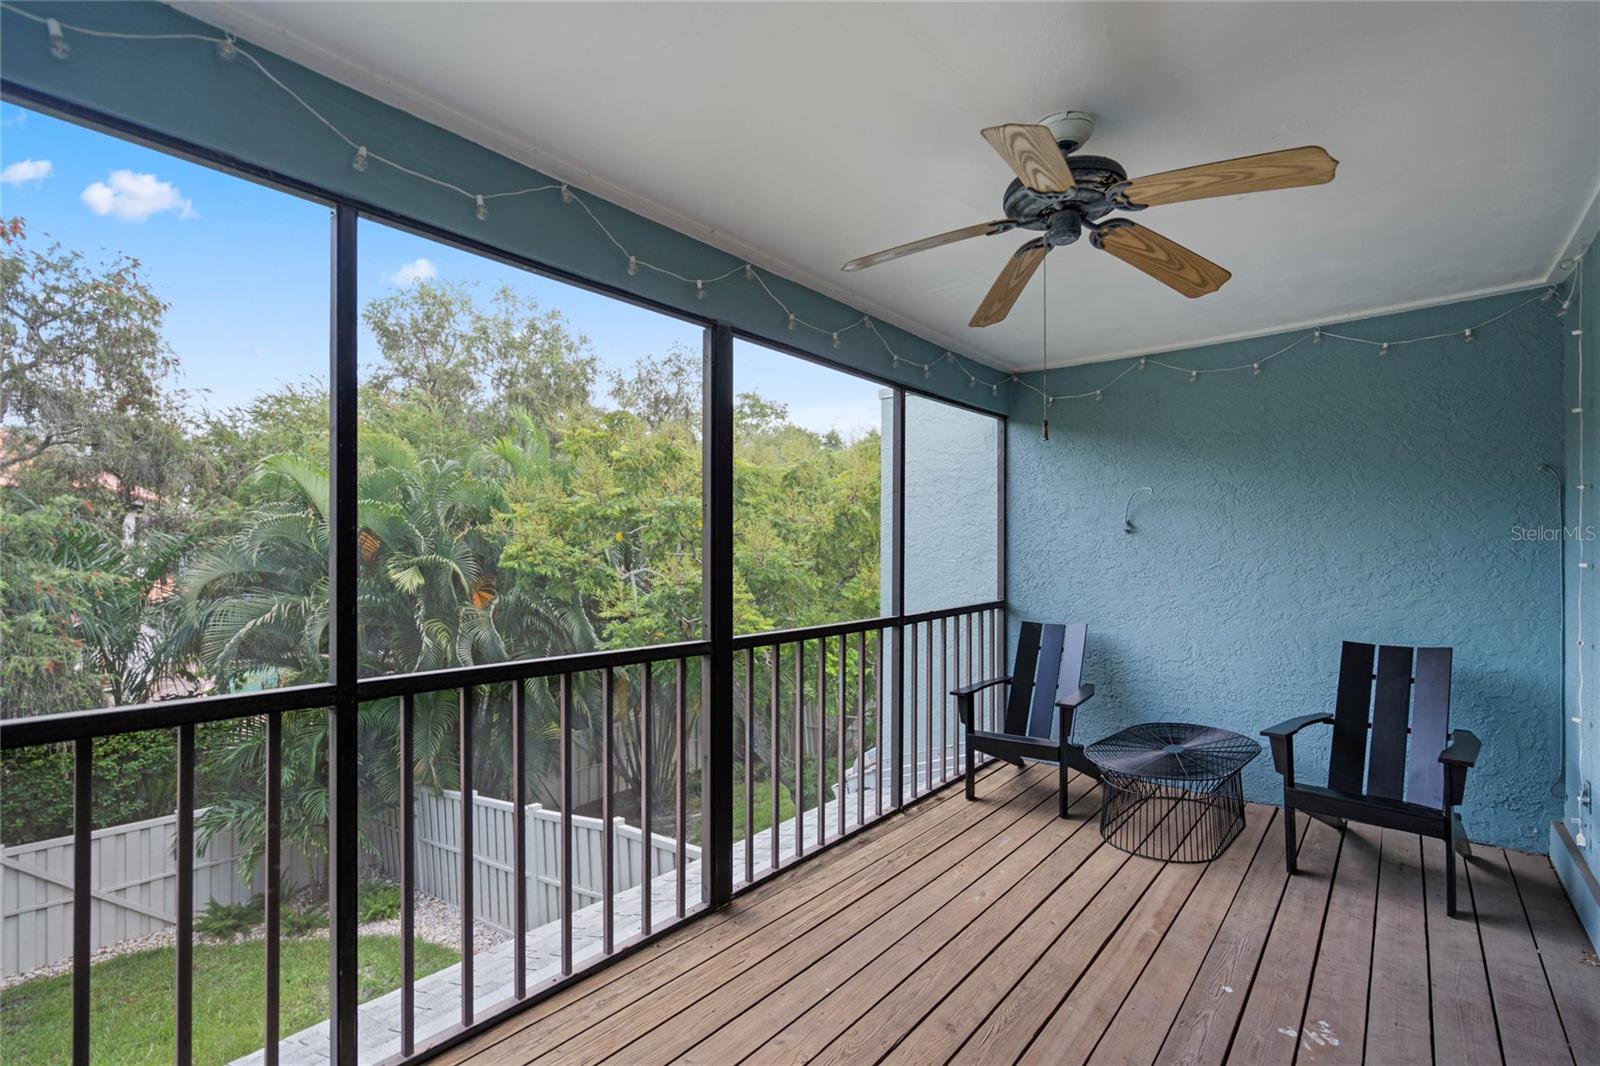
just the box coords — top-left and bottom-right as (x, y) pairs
(1124, 487), (1153, 534)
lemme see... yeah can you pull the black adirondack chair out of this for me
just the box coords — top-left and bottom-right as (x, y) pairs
(951, 621), (1099, 819)
(1262, 642), (1481, 916)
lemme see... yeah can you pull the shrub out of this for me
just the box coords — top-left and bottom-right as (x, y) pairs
(357, 883), (402, 924)
(280, 902), (326, 937)
(194, 898), (261, 940)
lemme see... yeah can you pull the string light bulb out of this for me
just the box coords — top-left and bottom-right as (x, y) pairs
(560, 184), (573, 204)
(1463, 328), (1475, 343)
(891, 354), (900, 368)
(1253, 363), (1261, 376)
(1138, 358), (1147, 371)
(352, 146), (368, 172)
(1095, 390), (1103, 401)
(1379, 343), (1390, 356)
(474, 195), (488, 221)
(1190, 370), (1199, 383)
(991, 383), (999, 395)
(744, 264), (754, 281)
(1558, 302), (1570, 319)
(787, 313), (797, 331)
(46, 18), (68, 60)
(626, 255), (637, 276)
(695, 280), (706, 301)
(832, 332), (840, 349)
(1312, 328), (1322, 344)
(218, 34), (237, 61)
(922, 365), (931, 379)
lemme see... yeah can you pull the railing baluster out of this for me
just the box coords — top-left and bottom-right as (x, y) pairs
(72, 737), (91, 1066)
(399, 694), (415, 1055)
(940, 616), (948, 785)
(459, 686), (474, 1025)
(769, 645), (780, 875)
(675, 658), (687, 920)
(908, 623), (918, 800)
(924, 621), (933, 794)
(176, 722), (194, 1066)
(743, 648), (754, 886)
(817, 638), (826, 847)
(640, 663), (652, 937)
(856, 630), (866, 829)
(560, 674), (573, 976)
(794, 640), (805, 857)
(601, 667), (614, 954)
(876, 628), (884, 818)
(265, 713), (282, 1066)
(837, 634), (846, 836)
(512, 681), (527, 997)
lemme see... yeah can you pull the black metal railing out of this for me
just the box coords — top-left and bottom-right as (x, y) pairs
(0, 603), (1001, 1065)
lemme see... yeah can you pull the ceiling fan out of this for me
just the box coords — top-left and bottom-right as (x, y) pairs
(842, 111), (1337, 328)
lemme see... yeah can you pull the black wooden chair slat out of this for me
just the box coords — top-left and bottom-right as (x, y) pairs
(1025, 624), (1068, 739)
(1407, 647), (1452, 810)
(1328, 641), (1375, 794)
(1004, 621), (1044, 735)
(956, 620), (1097, 819)
(1366, 644), (1414, 800)
(1263, 639), (1479, 917)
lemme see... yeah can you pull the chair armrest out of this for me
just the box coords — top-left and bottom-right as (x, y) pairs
(1055, 683), (1095, 711)
(951, 675), (1011, 698)
(1440, 729), (1481, 768)
(1260, 713), (1333, 740)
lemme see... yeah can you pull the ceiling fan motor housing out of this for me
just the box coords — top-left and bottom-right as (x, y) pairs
(1002, 153), (1130, 233)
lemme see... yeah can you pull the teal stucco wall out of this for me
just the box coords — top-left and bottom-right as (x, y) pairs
(1005, 290), (1567, 852)
(0, 1), (1005, 415)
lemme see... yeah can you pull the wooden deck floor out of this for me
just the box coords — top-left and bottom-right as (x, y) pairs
(442, 763), (1600, 1065)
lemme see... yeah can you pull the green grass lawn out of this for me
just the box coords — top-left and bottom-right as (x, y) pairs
(731, 777), (797, 840)
(0, 934), (455, 1065)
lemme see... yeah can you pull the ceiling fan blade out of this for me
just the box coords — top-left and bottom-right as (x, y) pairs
(980, 124), (1076, 194)
(842, 220), (1016, 272)
(1120, 146), (1338, 207)
(970, 239), (1049, 327)
(1093, 222), (1230, 298)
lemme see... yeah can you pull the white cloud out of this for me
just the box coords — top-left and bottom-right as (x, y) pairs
(1, 159), (53, 186)
(80, 169), (196, 222)
(387, 257), (437, 287)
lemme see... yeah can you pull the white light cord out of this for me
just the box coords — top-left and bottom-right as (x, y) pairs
(3, 3), (1580, 407)
(1573, 252), (1589, 848)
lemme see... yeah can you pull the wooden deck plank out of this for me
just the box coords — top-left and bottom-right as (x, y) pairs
(1468, 845), (1575, 1066)
(745, 775), (1107, 1065)
(532, 775), (1064, 1064)
(1019, 809), (1272, 1066)
(449, 764), (1040, 1065)
(1295, 822), (1381, 1065)
(1092, 807), (1287, 1066)
(1503, 847), (1600, 1065)
(1155, 814), (1319, 1066)
(1421, 835), (1500, 1066)
(1364, 830), (1432, 1066)
(1223, 818), (1344, 1065)
(944, 800), (1203, 1065)
(448, 780), (1599, 1066)
(609, 777), (1076, 1066)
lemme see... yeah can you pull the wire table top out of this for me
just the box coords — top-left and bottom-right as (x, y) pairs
(1084, 721), (1260, 790)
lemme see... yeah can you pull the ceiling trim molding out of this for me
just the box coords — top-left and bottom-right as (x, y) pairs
(1547, 179), (1599, 285)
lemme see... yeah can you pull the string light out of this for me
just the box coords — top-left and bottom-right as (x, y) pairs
(1252, 363), (1261, 376)
(9, 5), (1578, 410)
(46, 17), (67, 59)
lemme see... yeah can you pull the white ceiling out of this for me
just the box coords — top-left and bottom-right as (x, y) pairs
(180, 2), (1600, 371)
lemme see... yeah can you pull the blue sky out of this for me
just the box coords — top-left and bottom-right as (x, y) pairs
(1, 102), (883, 435)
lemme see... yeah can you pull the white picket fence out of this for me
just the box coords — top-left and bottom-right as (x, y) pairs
(0, 813), (311, 979)
(370, 789), (695, 934)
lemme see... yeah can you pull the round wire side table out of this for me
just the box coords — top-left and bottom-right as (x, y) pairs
(1084, 722), (1261, 863)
